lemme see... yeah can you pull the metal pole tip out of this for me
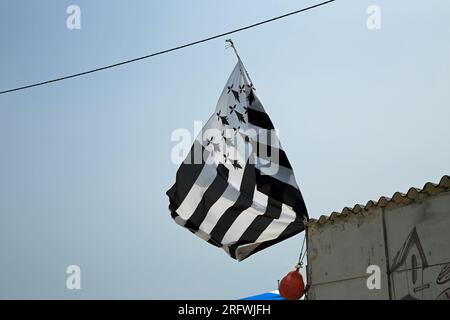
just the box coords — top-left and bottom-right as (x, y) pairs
(225, 39), (234, 49)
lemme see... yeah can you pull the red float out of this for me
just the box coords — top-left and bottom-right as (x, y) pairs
(279, 267), (305, 300)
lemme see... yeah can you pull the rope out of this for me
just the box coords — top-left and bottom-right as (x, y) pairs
(296, 234), (307, 268)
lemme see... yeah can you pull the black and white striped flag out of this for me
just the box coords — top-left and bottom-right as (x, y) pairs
(167, 61), (308, 261)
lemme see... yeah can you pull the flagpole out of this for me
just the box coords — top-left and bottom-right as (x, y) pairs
(225, 39), (254, 85)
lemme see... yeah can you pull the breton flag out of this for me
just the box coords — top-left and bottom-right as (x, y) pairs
(167, 59), (308, 261)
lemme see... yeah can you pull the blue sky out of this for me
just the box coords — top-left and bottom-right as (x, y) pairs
(0, 0), (449, 299)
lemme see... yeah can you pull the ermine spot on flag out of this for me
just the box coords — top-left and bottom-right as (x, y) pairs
(167, 60), (308, 261)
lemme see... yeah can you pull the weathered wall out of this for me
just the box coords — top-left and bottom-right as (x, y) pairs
(307, 191), (450, 300)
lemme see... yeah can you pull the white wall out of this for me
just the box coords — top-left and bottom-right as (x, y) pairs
(307, 192), (450, 300)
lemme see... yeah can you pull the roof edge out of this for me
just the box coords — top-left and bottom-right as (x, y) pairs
(307, 175), (450, 227)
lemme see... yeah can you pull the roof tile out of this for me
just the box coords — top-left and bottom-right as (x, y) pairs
(308, 175), (450, 226)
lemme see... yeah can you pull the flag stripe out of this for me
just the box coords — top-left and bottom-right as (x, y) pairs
(228, 198), (282, 259)
(175, 162), (221, 220)
(197, 159), (249, 235)
(170, 209), (178, 220)
(255, 168), (307, 217)
(247, 107), (274, 130)
(209, 161), (256, 243)
(256, 143), (292, 169)
(220, 191), (272, 246)
(237, 218), (305, 261)
(166, 141), (206, 211)
(256, 162), (299, 189)
(233, 206), (304, 261)
(207, 238), (222, 247)
(186, 164), (230, 230)
(221, 206), (263, 246)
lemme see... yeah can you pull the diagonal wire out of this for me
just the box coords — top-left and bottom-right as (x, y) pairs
(0, 0), (336, 95)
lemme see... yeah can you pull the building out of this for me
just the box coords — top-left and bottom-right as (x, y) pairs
(306, 175), (450, 300)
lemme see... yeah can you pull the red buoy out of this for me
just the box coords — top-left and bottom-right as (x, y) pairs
(279, 268), (305, 300)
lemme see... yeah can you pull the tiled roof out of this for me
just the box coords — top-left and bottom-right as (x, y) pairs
(307, 175), (450, 227)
